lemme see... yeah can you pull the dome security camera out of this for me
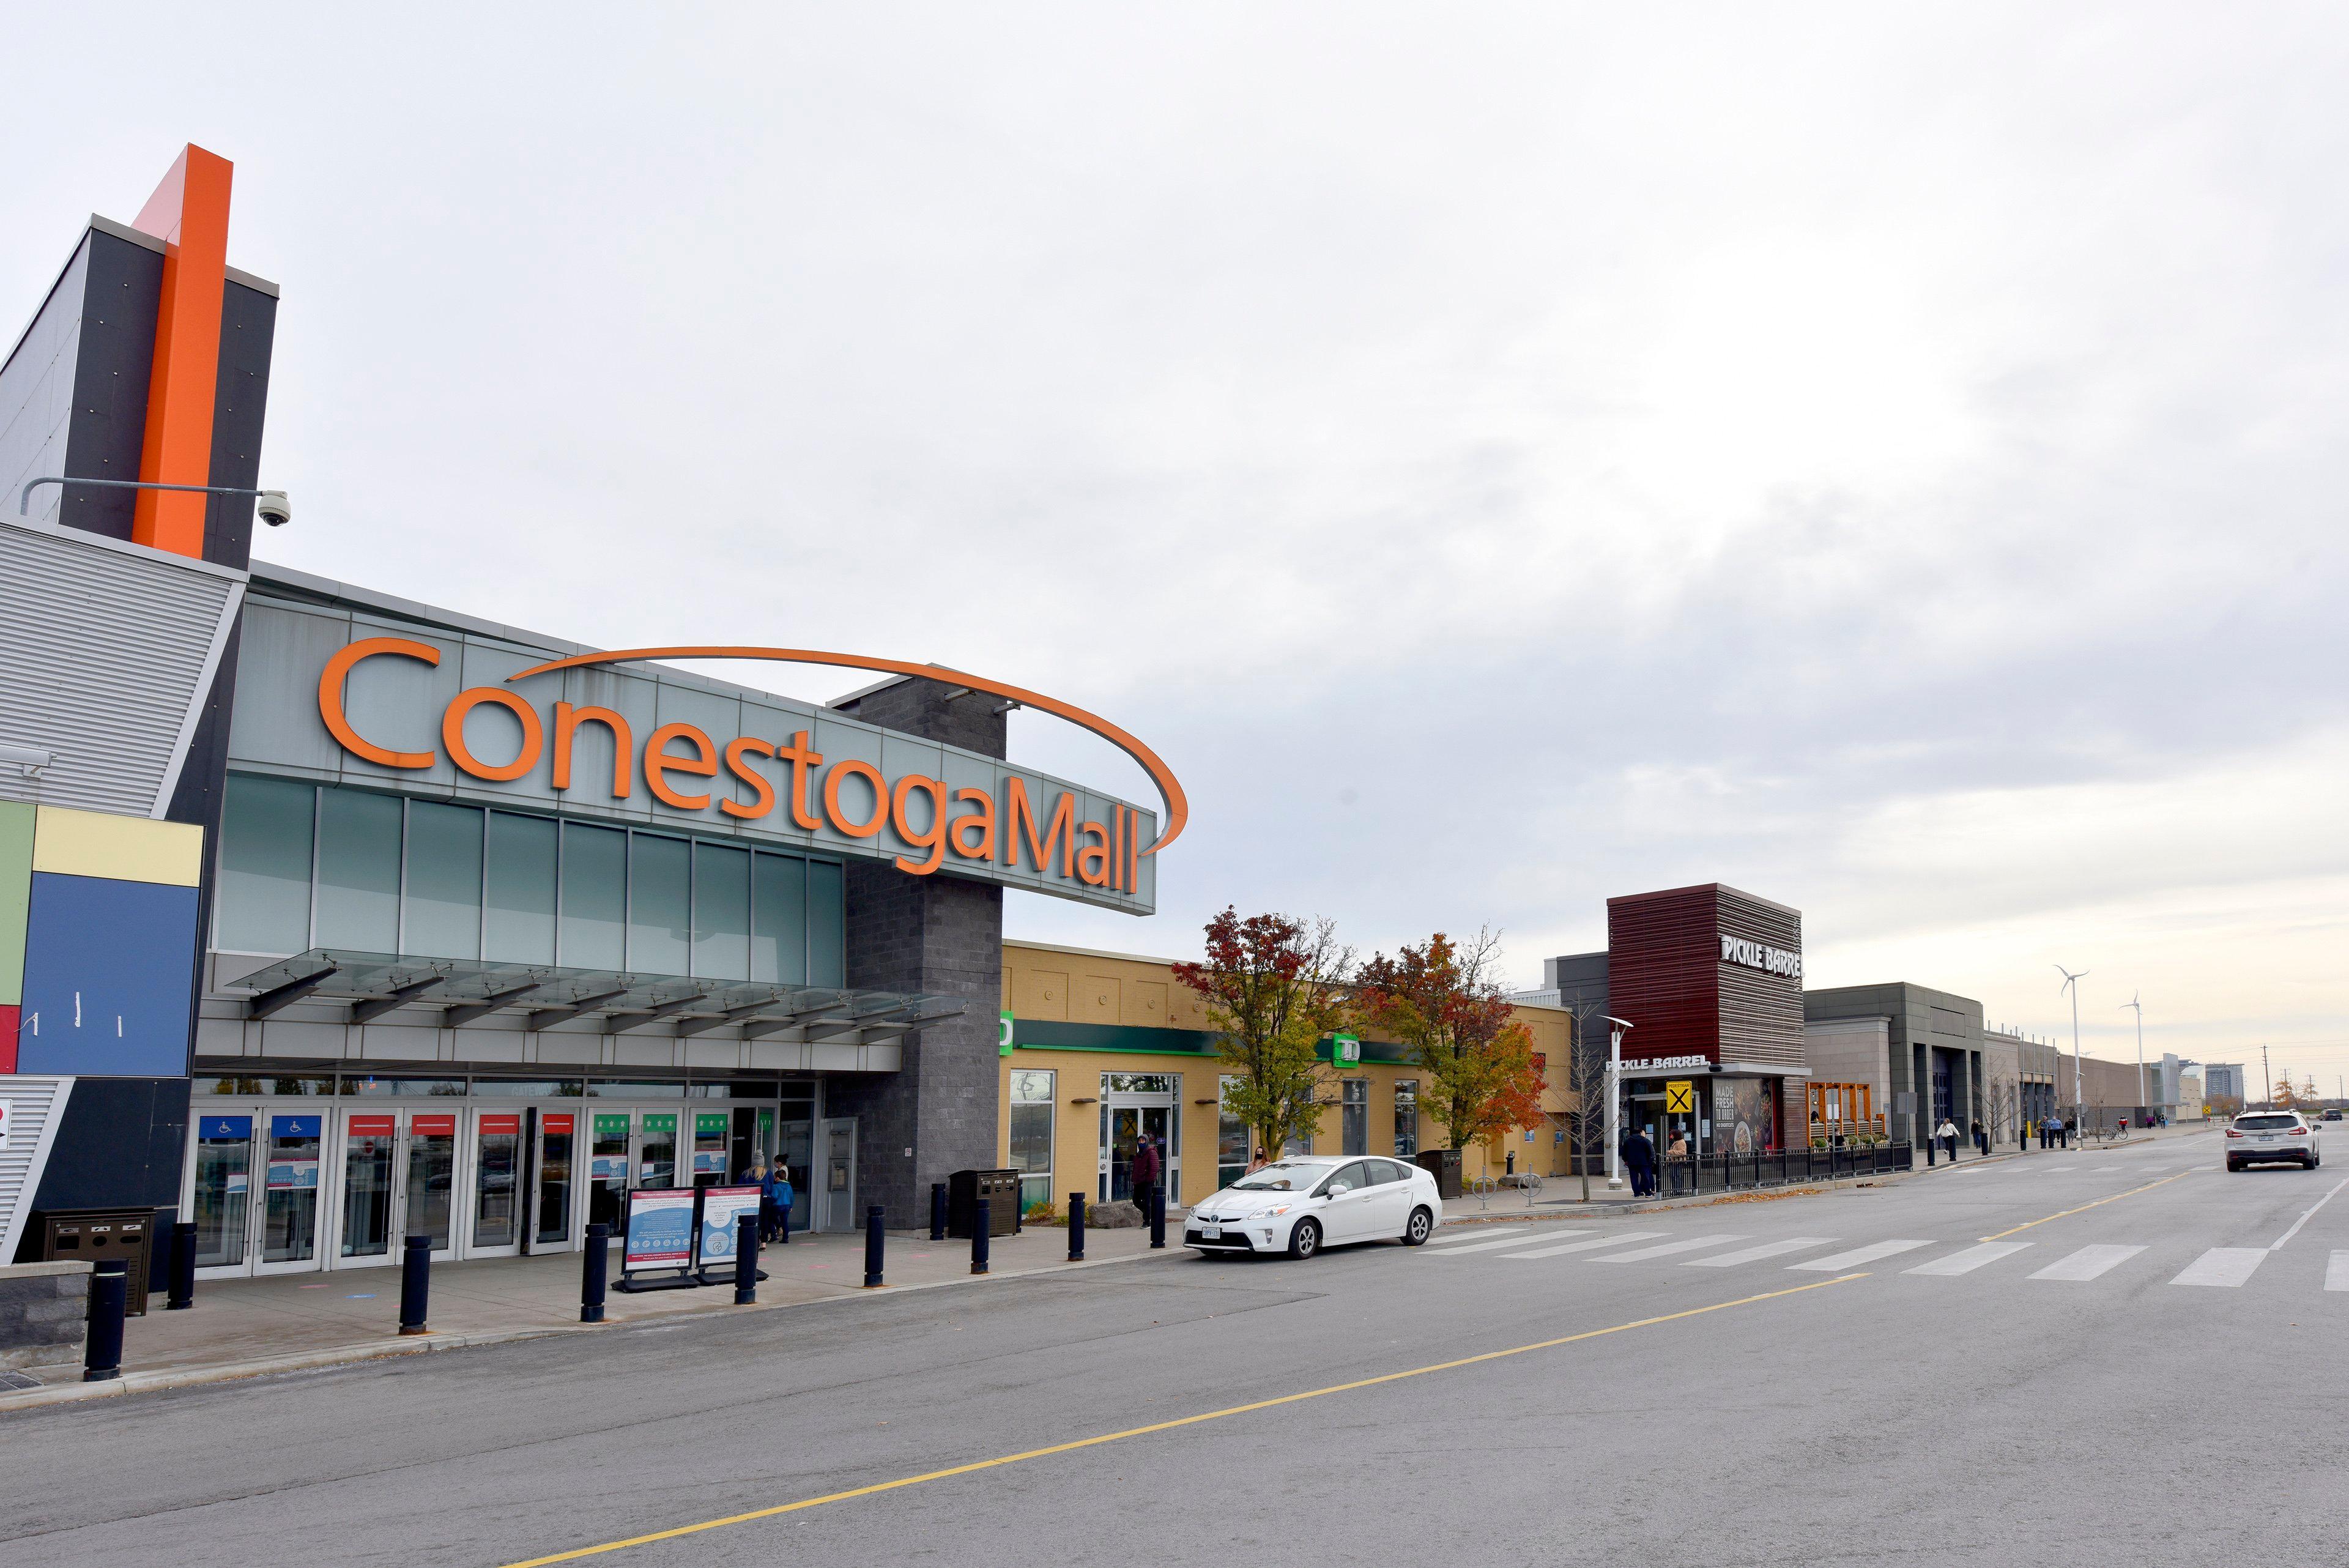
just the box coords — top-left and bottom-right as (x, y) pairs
(256, 489), (292, 527)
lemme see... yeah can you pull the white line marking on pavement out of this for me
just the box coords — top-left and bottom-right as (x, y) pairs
(1904, 1242), (2033, 1276)
(1426, 1229), (1595, 1255)
(2029, 1244), (2145, 1282)
(2042, 1165), (2076, 1172)
(2092, 1165), (2123, 1172)
(1587, 1234), (1746, 1263)
(2170, 1248), (2267, 1288)
(1789, 1240), (1934, 1271)
(1501, 1231), (1671, 1260)
(2268, 1176), (2349, 1251)
(2328, 1252), (2349, 1292)
(1683, 1238), (1838, 1268)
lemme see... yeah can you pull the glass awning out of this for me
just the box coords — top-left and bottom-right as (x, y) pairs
(226, 949), (966, 1039)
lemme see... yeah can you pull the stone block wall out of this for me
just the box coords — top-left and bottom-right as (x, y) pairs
(0, 1260), (90, 1370)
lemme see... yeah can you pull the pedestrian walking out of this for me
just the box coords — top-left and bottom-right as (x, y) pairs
(1624, 1127), (1657, 1197)
(1935, 1117), (1959, 1161)
(1130, 1129), (1162, 1211)
(1246, 1148), (1269, 1174)
(1970, 1118), (1987, 1157)
(765, 1161), (794, 1242)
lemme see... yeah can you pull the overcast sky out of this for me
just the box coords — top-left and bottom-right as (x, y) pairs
(9, 5), (2345, 1088)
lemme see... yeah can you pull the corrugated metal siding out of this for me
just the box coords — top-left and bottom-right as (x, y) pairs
(0, 520), (240, 817)
(1606, 883), (1805, 1070)
(0, 1076), (73, 1261)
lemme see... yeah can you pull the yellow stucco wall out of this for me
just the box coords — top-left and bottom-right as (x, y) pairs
(998, 939), (1581, 1211)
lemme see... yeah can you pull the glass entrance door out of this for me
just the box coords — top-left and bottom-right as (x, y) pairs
(469, 1111), (524, 1256)
(191, 1114), (254, 1271)
(588, 1112), (631, 1236)
(530, 1110), (576, 1252)
(337, 1113), (399, 1265)
(689, 1110), (732, 1187)
(1098, 1076), (1181, 1206)
(256, 1114), (324, 1273)
(404, 1113), (458, 1258)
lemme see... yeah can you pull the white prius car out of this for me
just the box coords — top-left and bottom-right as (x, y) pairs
(1183, 1154), (1442, 1258)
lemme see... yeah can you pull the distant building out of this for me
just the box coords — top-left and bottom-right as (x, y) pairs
(2203, 1063), (2245, 1102)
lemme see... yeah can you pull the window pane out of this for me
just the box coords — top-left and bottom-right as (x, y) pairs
(1009, 1102), (1053, 1175)
(806, 858), (844, 987)
(628, 833), (691, 975)
(485, 812), (557, 963)
(403, 801), (481, 959)
(751, 852), (806, 985)
(559, 823), (626, 969)
(692, 842), (750, 980)
(1010, 1069), (1055, 1103)
(313, 787), (401, 951)
(217, 774), (314, 953)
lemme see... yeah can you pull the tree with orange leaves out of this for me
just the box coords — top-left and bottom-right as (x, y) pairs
(1356, 929), (1545, 1156)
(1171, 908), (1355, 1165)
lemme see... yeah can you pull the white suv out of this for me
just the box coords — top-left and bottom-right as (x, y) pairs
(2225, 1112), (2321, 1171)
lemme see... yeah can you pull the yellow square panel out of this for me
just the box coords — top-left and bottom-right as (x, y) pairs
(32, 805), (204, 887)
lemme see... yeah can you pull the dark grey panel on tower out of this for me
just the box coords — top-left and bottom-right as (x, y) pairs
(58, 227), (166, 541)
(825, 675), (1010, 1226)
(202, 278), (276, 570)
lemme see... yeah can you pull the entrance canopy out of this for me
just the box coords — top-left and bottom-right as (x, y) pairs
(228, 949), (965, 1042)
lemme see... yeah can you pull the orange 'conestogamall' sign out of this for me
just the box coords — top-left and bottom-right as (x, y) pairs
(316, 639), (1183, 888)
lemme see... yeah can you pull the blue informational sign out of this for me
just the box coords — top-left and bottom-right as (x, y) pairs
(200, 1116), (253, 1140)
(624, 1188), (697, 1271)
(271, 1115), (322, 1139)
(697, 1186), (763, 1267)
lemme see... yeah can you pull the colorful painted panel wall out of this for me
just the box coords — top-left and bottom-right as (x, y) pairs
(0, 805), (202, 1076)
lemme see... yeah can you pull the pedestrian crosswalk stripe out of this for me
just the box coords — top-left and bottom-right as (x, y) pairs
(1588, 1234), (1746, 1263)
(2029, 1244), (2145, 1281)
(1904, 1242), (2033, 1276)
(2042, 1165), (2076, 1172)
(2328, 1252), (2349, 1292)
(1789, 1239), (1933, 1271)
(2092, 1165), (2123, 1172)
(1427, 1229), (1594, 1255)
(1684, 1238), (1837, 1268)
(2170, 1248), (2266, 1287)
(1501, 1230), (1669, 1260)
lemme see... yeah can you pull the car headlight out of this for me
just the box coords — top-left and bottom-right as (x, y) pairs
(1266, 1205), (1291, 1216)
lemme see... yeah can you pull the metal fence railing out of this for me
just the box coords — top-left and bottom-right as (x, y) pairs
(1656, 1144), (1913, 1197)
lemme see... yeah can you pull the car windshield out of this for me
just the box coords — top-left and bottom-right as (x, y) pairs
(1232, 1161), (1329, 1191)
(2235, 1114), (2299, 1129)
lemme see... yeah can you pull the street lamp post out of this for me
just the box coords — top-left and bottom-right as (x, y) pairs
(2121, 994), (2144, 1127)
(1604, 1017), (1632, 1191)
(2055, 965), (2087, 1129)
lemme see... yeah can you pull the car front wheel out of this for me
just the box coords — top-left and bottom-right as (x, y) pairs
(1288, 1218), (1322, 1259)
(1403, 1206), (1434, 1246)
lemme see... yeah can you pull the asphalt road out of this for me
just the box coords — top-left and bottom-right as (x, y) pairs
(3, 1131), (2342, 1568)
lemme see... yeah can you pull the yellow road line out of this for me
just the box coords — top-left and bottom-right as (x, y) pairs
(499, 1273), (1866, 1567)
(1978, 1170), (2192, 1241)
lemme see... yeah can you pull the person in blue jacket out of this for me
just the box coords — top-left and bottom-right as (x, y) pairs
(764, 1161), (795, 1243)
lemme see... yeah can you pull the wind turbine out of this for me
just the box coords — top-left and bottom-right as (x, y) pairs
(2055, 965), (2088, 1127)
(2121, 993), (2145, 1126)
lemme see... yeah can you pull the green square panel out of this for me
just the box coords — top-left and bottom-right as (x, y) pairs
(0, 801), (32, 1006)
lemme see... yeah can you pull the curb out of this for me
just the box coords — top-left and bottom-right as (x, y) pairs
(0, 1243), (1187, 1416)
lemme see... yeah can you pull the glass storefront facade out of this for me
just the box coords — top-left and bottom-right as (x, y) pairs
(216, 775), (847, 984)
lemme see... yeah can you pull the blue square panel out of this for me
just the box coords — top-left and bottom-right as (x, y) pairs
(18, 871), (198, 1076)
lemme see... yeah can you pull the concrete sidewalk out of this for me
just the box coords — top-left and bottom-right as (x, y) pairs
(1, 1221), (1175, 1410)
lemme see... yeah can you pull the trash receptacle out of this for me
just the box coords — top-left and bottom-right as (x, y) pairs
(1414, 1149), (1463, 1200)
(948, 1169), (1021, 1238)
(42, 1209), (156, 1318)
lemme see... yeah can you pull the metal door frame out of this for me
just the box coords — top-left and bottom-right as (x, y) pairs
(328, 1105), (406, 1271)
(820, 1117), (857, 1231)
(462, 1106), (527, 1259)
(252, 1104), (333, 1276)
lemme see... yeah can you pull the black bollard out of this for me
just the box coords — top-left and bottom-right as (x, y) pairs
(398, 1233), (431, 1335)
(581, 1222), (609, 1323)
(863, 1205), (885, 1288)
(83, 1260), (128, 1382)
(1067, 1192), (1086, 1261)
(734, 1213), (759, 1305)
(167, 1219), (197, 1310)
(1149, 1182), (1166, 1249)
(930, 1182), (948, 1242)
(971, 1200), (990, 1275)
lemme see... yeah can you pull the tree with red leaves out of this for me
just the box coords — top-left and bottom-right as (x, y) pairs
(1171, 908), (1354, 1166)
(1356, 929), (1544, 1156)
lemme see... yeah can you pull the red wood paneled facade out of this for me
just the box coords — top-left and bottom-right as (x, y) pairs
(1606, 883), (1804, 1071)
